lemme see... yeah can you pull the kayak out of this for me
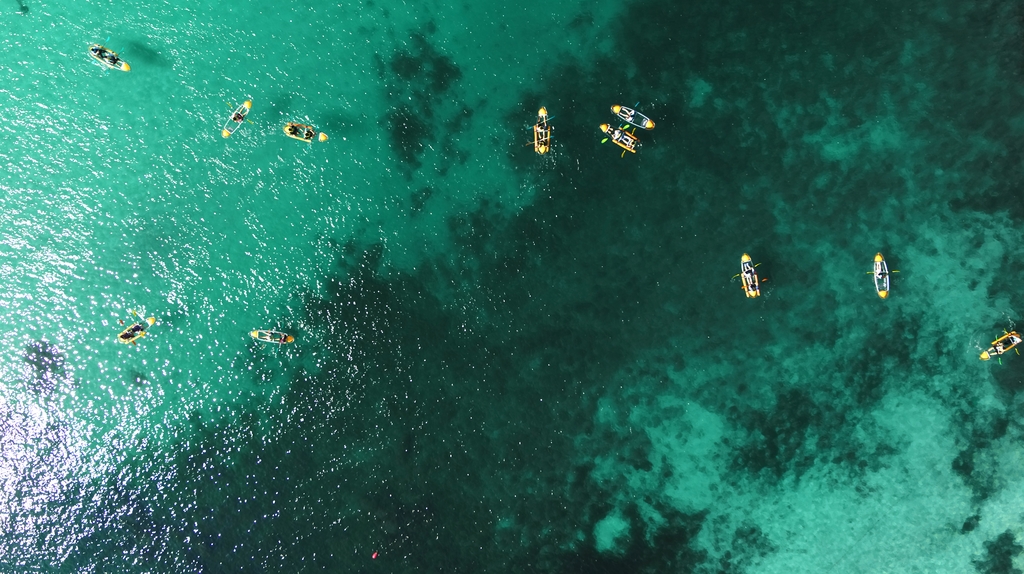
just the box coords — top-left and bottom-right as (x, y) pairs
(284, 122), (328, 143)
(740, 253), (760, 298)
(89, 44), (130, 72)
(118, 317), (155, 344)
(533, 107), (552, 154)
(873, 253), (889, 299)
(599, 123), (639, 153)
(611, 105), (654, 130)
(251, 330), (295, 345)
(222, 100), (252, 138)
(980, 331), (1022, 361)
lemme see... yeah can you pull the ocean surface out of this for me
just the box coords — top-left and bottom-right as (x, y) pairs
(3, 0), (1024, 572)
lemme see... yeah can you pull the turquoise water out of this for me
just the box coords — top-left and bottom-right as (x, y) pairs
(4, 0), (1024, 571)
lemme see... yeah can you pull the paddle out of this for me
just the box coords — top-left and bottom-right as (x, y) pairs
(732, 263), (761, 280)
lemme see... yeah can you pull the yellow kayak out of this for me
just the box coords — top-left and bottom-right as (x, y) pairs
(980, 331), (1022, 361)
(740, 253), (760, 298)
(284, 122), (328, 143)
(599, 123), (639, 154)
(251, 330), (295, 345)
(118, 317), (155, 344)
(89, 44), (130, 72)
(533, 107), (552, 154)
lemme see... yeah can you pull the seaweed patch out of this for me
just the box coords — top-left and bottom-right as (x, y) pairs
(23, 340), (67, 394)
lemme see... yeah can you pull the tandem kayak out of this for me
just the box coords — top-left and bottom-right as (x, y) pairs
(89, 44), (130, 72)
(251, 330), (295, 345)
(533, 107), (552, 155)
(611, 105), (654, 130)
(222, 100), (252, 138)
(599, 123), (639, 154)
(980, 331), (1022, 361)
(740, 253), (760, 298)
(118, 317), (155, 344)
(284, 122), (328, 143)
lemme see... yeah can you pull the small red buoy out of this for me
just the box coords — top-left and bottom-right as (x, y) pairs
(371, 552), (378, 559)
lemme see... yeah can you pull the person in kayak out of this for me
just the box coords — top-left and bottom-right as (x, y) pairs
(119, 323), (145, 341)
(91, 46), (119, 66)
(995, 333), (1023, 355)
(605, 125), (638, 151)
